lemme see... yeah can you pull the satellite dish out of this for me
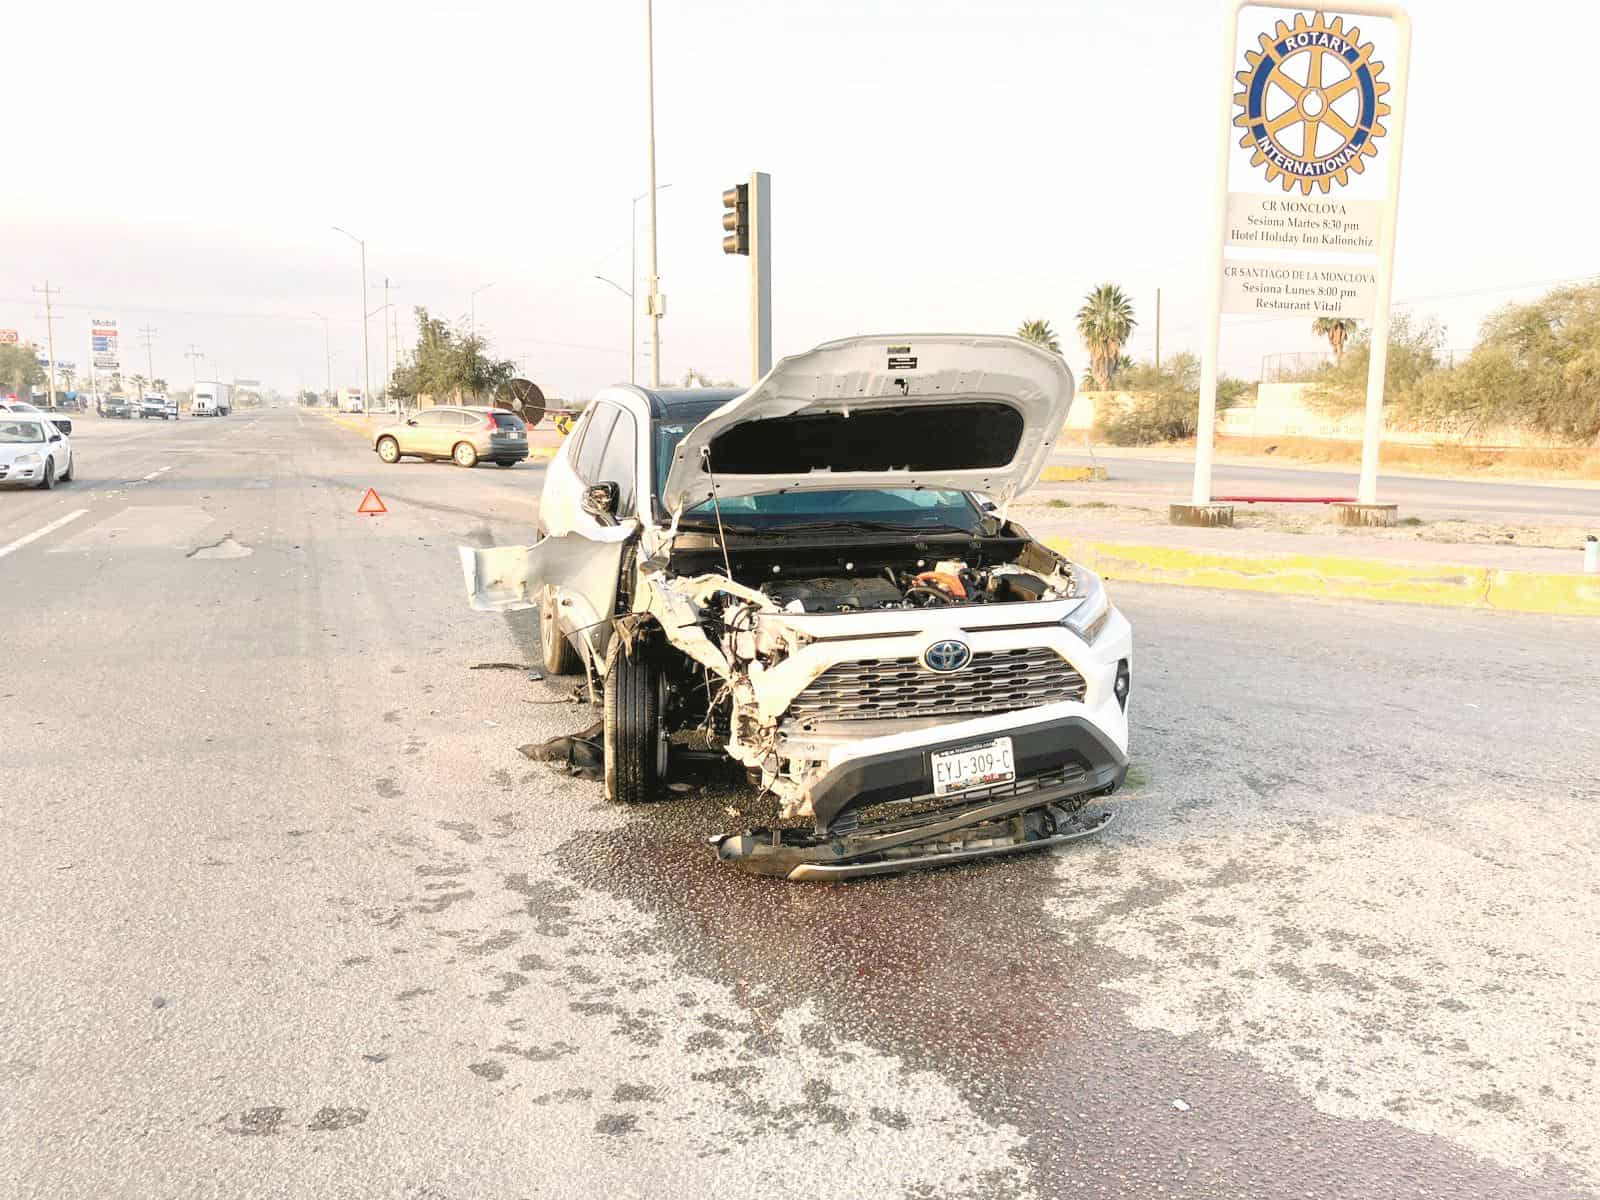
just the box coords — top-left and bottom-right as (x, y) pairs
(504, 378), (546, 426)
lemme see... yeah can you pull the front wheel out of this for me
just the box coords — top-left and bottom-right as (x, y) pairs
(452, 441), (478, 468)
(37, 459), (55, 490)
(376, 436), (400, 464)
(603, 644), (668, 804)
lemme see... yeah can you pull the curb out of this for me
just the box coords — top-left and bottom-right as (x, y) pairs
(1040, 465), (1108, 483)
(326, 413), (371, 435)
(1044, 536), (1600, 617)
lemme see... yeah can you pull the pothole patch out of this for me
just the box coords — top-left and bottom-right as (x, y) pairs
(188, 534), (253, 560)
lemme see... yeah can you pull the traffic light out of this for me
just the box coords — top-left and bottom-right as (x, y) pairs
(721, 183), (749, 255)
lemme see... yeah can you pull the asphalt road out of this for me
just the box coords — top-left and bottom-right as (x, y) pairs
(4, 409), (1598, 1199)
(1050, 448), (1600, 525)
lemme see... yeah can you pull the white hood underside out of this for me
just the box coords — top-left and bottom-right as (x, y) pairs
(659, 333), (1074, 515)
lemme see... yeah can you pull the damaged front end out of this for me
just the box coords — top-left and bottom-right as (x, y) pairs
(640, 528), (1127, 881)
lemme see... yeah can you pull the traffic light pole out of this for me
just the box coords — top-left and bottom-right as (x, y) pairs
(722, 172), (772, 385)
(749, 172), (771, 383)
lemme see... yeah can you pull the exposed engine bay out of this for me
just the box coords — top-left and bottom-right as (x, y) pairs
(760, 558), (1069, 613)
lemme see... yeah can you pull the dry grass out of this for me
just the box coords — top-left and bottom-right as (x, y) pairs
(1213, 435), (1600, 481)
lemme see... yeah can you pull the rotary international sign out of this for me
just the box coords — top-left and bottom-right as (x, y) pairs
(1218, 9), (1402, 320)
(1233, 12), (1391, 195)
(1189, 2), (1412, 516)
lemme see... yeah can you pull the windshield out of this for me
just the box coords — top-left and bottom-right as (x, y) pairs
(682, 487), (980, 532)
(0, 420), (47, 443)
(653, 409), (980, 531)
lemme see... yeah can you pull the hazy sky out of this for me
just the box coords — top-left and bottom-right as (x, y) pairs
(6, 0), (1595, 398)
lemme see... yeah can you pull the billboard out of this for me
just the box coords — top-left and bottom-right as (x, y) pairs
(91, 318), (120, 374)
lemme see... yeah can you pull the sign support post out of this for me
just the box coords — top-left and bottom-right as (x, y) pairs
(1177, 0), (1411, 529)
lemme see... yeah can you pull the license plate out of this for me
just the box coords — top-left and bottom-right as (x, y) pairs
(931, 737), (1015, 796)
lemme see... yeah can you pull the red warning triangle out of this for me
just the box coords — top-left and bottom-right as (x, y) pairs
(357, 488), (388, 515)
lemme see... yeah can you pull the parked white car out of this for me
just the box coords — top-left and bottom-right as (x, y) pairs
(460, 334), (1131, 879)
(0, 414), (74, 488)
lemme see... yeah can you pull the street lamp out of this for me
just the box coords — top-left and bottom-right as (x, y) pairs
(645, 0), (663, 387)
(470, 283), (495, 340)
(330, 225), (371, 410)
(594, 184), (671, 385)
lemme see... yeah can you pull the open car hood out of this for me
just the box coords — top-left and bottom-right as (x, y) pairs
(659, 334), (1074, 515)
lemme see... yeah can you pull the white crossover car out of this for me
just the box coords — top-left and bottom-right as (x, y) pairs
(0, 414), (74, 488)
(460, 334), (1131, 879)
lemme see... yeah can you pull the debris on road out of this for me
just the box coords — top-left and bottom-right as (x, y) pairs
(520, 721), (604, 779)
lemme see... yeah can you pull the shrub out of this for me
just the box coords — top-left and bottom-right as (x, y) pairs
(1093, 352), (1253, 445)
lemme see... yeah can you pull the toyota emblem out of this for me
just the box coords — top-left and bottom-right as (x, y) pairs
(922, 639), (972, 673)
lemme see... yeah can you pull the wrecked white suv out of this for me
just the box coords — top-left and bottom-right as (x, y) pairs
(461, 334), (1131, 879)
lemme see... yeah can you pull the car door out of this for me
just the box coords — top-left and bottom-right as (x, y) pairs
(593, 406), (639, 522)
(407, 409), (452, 457)
(542, 404), (616, 537)
(436, 409), (475, 457)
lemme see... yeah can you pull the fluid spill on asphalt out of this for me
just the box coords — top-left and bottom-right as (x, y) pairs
(553, 789), (1590, 1199)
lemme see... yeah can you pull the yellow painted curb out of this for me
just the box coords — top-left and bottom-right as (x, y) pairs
(528, 446), (557, 461)
(1040, 465), (1109, 483)
(1044, 536), (1600, 617)
(326, 413), (371, 435)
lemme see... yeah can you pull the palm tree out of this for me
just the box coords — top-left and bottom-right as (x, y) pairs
(1075, 284), (1137, 389)
(1312, 317), (1358, 363)
(1016, 319), (1061, 354)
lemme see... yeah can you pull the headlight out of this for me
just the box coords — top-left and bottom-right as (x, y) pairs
(1060, 565), (1111, 643)
(15, 452), (42, 465)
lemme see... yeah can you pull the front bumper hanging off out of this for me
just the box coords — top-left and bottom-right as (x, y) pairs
(712, 716), (1125, 881)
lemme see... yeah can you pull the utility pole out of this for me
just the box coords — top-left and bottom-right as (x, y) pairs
(383, 277), (393, 408)
(311, 312), (332, 401)
(32, 282), (61, 407)
(185, 344), (204, 392)
(1155, 287), (1162, 371)
(139, 325), (157, 396)
(331, 226), (371, 408)
(645, 0), (664, 387)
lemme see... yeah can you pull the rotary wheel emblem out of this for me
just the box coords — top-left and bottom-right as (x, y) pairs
(1233, 11), (1390, 194)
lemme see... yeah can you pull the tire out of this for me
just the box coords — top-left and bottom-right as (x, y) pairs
(60, 453), (73, 482)
(37, 459), (55, 490)
(377, 436), (400, 464)
(603, 642), (668, 804)
(497, 460), (516, 468)
(452, 441), (478, 468)
(540, 586), (584, 676)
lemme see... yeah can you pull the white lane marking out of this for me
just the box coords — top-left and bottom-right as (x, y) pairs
(142, 467), (168, 481)
(0, 509), (89, 561)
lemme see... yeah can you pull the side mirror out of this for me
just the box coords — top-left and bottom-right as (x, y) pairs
(49, 433), (63, 443)
(581, 481), (621, 525)
(405, 418), (418, 426)
(980, 499), (997, 512)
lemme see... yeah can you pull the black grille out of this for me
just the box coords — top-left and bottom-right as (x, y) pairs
(786, 647), (1086, 726)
